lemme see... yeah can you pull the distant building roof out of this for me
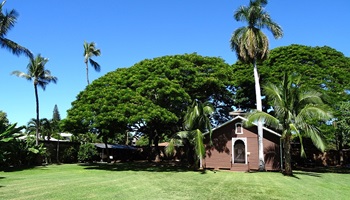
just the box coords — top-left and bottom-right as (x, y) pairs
(59, 133), (73, 137)
(94, 143), (137, 150)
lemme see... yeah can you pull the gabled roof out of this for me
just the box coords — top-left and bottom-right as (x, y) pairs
(205, 115), (281, 137)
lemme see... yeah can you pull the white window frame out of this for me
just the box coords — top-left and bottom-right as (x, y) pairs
(232, 138), (247, 164)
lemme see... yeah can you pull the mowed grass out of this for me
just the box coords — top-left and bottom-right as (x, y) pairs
(1, 163), (350, 200)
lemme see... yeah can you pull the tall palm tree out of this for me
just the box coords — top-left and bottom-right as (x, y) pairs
(12, 54), (57, 146)
(166, 100), (214, 168)
(0, 0), (32, 58)
(230, 0), (283, 170)
(83, 41), (101, 85)
(246, 74), (332, 176)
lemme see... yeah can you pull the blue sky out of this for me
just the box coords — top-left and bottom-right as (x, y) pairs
(0, 0), (349, 127)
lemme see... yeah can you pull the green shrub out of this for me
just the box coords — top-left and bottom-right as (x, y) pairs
(78, 143), (98, 162)
(62, 146), (78, 163)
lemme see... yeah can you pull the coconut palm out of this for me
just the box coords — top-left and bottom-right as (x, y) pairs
(230, 0), (283, 170)
(26, 118), (52, 141)
(12, 54), (57, 146)
(246, 74), (332, 176)
(0, 0), (32, 58)
(83, 41), (101, 85)
(166, 100), (214, 168)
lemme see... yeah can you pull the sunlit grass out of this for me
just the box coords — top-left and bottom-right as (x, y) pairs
(0, 163), (349, 200)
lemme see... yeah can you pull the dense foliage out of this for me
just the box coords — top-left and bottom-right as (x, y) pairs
(63, 54), (235, 154)
(232, 44), (350, 110)
(0, 111), (47, 168)
(77, 143), (98, 162)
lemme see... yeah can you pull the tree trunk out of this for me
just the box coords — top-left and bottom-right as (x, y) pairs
(284, 134), (293, 176)
(86, 61), (90, 85)
(125, 131), (129, 145)
(147, 133), (153, 162)
(154, 131), (161, 162)
(253, 60), (265, 171)
(56, 140), (60, 163)
(338, 133), (343, 166)
(34, 83), (40, 146)
(188, 145), (196, 168)
(104, 140), (111, 163)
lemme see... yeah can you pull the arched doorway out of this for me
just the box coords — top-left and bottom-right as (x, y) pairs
(232, 139), (247, 164)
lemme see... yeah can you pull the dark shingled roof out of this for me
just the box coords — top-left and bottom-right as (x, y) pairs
(94, 143), (137, 150)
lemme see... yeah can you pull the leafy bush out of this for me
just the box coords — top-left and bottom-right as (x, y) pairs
(78, 143), (98, 162)
(62, 146), (78, 163)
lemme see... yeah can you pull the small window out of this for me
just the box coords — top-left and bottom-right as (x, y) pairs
(235, 123), (243, 134)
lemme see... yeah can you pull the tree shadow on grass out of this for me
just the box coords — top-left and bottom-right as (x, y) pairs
(0, 165), (38, 173)
(296, 166), (350, 174)
(80, 161), (203, 173)
(285, 167), (350, 179)
(0, 177), (5, 188)
(292, 171), (322, 178)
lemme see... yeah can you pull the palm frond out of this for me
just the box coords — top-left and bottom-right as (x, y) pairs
(299, 90), (323, 105)
(165, 138), (177, 157)
(89, 59), (101, 72)
(233, 5), (249, 22)
(193, 129), (205, 159)
(260, 15), (283, 39)
(246, 110), (280, 130)
(297, 105), (332, 123)
(302, 124), (325, 152)
(263, 82), (282, 104)
(11, 70), (31, 80)
(0, 38), (33, 58)
(289, 123), (306, 157)
(176, 131), (190, 140)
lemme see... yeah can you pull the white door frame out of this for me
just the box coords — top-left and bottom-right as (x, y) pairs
(232, 138), (247, 164)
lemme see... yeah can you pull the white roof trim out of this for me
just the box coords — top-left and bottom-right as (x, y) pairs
(204, 115), (281, 137)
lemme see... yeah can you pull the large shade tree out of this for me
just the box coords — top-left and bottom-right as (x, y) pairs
(0, 0), (32, 58)
(246, 74), (332, 176)
(83, 41), (101, 85)
(63, 53), (235, 161)
(230, 0), (283, 170)
(12, 55), (57, 146)
(232, 45), (350, 110)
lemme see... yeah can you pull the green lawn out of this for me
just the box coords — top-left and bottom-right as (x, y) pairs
(1, 163), (349, 200)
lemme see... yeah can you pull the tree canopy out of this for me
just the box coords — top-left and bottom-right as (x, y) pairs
(63, 53), (235, 146)
(232, 44), (350, 110)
